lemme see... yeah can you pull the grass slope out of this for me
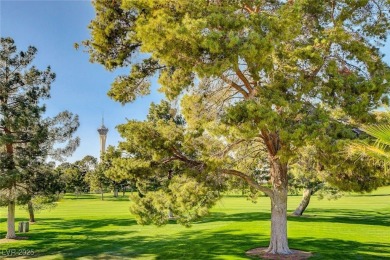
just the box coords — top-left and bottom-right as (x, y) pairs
(0, 187), (389, 259)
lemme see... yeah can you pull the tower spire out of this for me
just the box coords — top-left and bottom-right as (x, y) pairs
(98, 116), (108, 155)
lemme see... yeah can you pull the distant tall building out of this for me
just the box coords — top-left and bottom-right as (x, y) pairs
(97, 118), (108, 155)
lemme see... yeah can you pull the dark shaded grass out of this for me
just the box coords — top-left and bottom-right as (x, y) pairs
(0, 188), (389, 259)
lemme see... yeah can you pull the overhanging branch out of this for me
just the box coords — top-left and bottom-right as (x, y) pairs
(221, 169), (273, 196)
(221, 75), (249, 99)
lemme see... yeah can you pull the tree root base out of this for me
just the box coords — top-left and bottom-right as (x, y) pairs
(246, 247), (312, 259)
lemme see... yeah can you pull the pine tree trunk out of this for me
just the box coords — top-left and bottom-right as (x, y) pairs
(28, 201), (36, 223)
(268, 187), (290, 254)
(266, 158), (291, 254)
(6, 201), (16, 239)
(292, 188), (312, 216)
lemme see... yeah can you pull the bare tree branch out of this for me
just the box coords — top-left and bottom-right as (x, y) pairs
(221, 169), (273, 196)
(221, 75), (249, 99)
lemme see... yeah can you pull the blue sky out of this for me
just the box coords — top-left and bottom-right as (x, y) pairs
(0, 1), (389, 162)
(0, 0), (164, 162)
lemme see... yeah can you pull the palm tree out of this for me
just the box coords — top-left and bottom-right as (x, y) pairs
(347, 124), (390, 172)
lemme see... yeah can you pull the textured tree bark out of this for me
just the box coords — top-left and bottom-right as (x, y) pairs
(292, 188), (312, 216)
(28, 201), (36, 223)
(266, 158), (291, 255)
(6, 201), (16, 239)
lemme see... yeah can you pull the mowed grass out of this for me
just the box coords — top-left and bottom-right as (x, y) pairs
(0, 187), (389, 260)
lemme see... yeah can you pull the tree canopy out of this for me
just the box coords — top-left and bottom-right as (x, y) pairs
(85, 0), (390, 254)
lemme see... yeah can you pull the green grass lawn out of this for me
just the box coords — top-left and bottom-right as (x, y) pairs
(0, 187), (389, 259)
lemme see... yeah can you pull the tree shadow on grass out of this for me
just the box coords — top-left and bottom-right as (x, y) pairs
(289, 237), (390, 260)
(199, 212), (271, 224)
(199, 209), (390, 228)
(346, 193), (390, 197)
(2, 222), (389, 259)
(33, 217), (137, 231)
(98, 196), (130, 202)
(64, 194), (130, 202)
(1, 209), (389, 259)
(1, 224), (265, 259)
(65, 196), (96, 200)
(291, 208), (390, 227)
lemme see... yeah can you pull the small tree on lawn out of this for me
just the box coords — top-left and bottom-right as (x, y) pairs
(85, 156), (111, 200)
(24, 161), (66, 223)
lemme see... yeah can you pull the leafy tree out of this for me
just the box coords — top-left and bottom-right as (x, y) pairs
(99, 145), (126, 197)
(23, 111), (80, 222)
(58, 156), (95, 196)
(289, 140), (387, 216)
(23, 161), (65, 222)
(289, 145), (341, 216)
(85, 156), (111, 200)
(85, 0), (390, 254)
(0, 37), (79, 238)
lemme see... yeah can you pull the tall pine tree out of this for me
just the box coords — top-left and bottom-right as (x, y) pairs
(84, 0), (390, 254)
(0, 37), (79, 239)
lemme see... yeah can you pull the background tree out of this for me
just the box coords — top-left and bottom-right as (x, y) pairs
(85, 156), (111, 200)
(289, 141), (387, 216)
(99, 146), (127, 198)
(23, 161), (65, 223)
(22, 111), (79, 222)
(85, 0), (390, 254)
(0, 37), (79, 238)
(288, 145), (341, 216)
(58, 156), (94, 196)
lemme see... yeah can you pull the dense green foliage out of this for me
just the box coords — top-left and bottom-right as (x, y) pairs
(103, 101), (221, 226)
(0, 187), (389, 259)
(57, 156), (98, 194)
(0, 37), (54, 206)
(0, 37), (80, 200)
(85, 0), (390, 253)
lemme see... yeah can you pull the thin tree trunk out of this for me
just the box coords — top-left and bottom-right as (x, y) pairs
(292, 188), (312, 216)
(28, 201), (36, 223)
(266, 158), (291, 254)
(122, 186), (126, 197)
(114, 188), (118, 197)
(6, 201), (16, 239)
(168, 209), (174, 219)
(100, 184), (104, 200)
